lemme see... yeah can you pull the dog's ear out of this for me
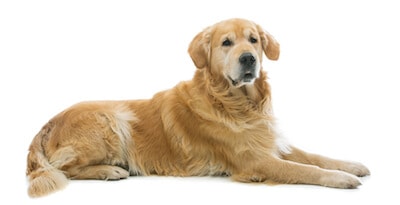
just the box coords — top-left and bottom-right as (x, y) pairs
(188, 27), (211, 69)
(257, 25), (280, 61)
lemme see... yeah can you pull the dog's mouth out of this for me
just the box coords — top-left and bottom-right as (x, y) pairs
(228, 76), (240, 86)
(243, 72), (255, 82)
(228, 71), (256, 87)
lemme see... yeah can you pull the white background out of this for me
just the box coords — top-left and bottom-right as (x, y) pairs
(1, 0), (399, 204)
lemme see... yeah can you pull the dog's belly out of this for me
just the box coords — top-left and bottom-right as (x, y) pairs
(182, 158), (231, 176)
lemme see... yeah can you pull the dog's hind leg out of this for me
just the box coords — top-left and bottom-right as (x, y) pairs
(50, 146), (129, 180)
(69, 165), (129, 180)
(49, 146), (78, 169)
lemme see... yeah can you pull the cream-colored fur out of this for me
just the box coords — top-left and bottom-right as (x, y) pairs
(26, 18), (369, 197)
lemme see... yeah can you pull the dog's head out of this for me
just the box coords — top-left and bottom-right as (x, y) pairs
(188, 18), (280, 88)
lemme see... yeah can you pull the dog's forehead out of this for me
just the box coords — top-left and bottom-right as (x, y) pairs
(212, 19), (258, 39)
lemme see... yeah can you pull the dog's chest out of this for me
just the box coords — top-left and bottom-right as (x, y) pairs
(171, 120), (275, 176)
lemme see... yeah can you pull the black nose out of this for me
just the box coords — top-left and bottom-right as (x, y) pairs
(239, 52), (256, 67)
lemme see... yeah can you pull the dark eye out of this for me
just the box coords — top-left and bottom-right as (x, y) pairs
(249, 37), (258, 43)
(222, 39), (232, 46)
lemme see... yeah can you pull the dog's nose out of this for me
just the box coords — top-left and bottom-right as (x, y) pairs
(239, 52), (256, 67)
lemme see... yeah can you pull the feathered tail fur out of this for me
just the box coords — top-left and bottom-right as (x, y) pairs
(26, 123), (68, 197)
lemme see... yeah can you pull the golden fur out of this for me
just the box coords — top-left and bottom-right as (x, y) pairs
(26, 18), (370, 197)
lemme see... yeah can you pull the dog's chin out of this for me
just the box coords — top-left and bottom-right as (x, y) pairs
(228, 75), (256, 88)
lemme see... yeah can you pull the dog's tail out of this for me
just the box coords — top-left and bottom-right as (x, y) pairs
(26, 123), (68, 197)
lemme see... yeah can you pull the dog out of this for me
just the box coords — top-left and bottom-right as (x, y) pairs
(26, 18), (370, 197)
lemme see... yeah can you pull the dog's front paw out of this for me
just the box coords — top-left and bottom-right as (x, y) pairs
(320, 170), (362, 189)
(339, 161), (370, 177)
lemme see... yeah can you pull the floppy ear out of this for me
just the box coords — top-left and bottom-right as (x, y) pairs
(257, 25), (280, 61)
(188, 27), (211, 69)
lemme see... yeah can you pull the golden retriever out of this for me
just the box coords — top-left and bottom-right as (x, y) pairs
(26, 18), (370, 197)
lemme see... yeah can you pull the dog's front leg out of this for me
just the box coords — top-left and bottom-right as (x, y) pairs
(281, 146), (370, 177)
(232, 157), (362, 188)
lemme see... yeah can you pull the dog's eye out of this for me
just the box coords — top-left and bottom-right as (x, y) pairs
(249, 37), (258, 44)
(222, 39), (232, 46)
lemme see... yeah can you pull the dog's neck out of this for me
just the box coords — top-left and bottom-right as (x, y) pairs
(192, 68), (272, 114)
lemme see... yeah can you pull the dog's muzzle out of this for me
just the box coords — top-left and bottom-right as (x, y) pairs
(240, 52), (257, 81)
(239, 52), (257, 82)
(228, 52), (259, 87)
